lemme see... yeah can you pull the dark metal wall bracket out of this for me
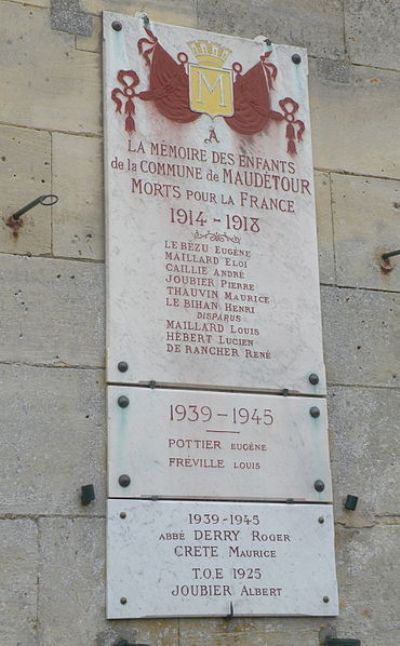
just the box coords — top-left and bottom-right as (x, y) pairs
(344, 495), (358, 511)
(80, 484), (95, 505)
(325, 639), (361, 646)
(381, 248), (400, 273)
(5, 194), (58, 237)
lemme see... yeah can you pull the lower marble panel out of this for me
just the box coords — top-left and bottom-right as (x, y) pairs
(107, 499), (338, 618)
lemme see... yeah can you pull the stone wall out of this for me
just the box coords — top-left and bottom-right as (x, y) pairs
(1, 1), (399, 644)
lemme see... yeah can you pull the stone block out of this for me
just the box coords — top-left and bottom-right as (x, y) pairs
(328, 387), (400, 524)
(53, 133), (104, 260)
(0, 3), (101, 134)
(38, 517), (178, 646)
(76, 14), (102, 53)
(315, 171), (335, 284)
(50, 0), (93, 36)
(332, 173), (400, 291)
(0, 519), (38, 646)
(345, 0), (400, 72)
(197, 0), (345, 59)
(0, 254), (105, 366)
(81, 0), (197, 26)
(179, 616), (324, 639)
(310, 59), (400, 179)
(0, 124), (51, 256)
(317, 58), (351, 84)
(335, 526), (400, 641)
(0, 364), (105, 515)
(321, 286), (400, 388)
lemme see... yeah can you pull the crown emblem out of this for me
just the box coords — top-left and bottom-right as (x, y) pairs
(188, 40), (231, 68)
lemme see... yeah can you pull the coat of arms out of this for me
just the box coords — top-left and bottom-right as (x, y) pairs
(111, 25), (305, 154)
(187, 40), (234, 118)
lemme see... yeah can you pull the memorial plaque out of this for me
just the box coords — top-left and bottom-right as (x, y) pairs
(104, 13), (326, 394)
(107, 499), (338, 618)
(108, 387), (332, 502)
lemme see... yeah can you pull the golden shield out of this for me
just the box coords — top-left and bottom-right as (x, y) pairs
(189, 64), (234, 118)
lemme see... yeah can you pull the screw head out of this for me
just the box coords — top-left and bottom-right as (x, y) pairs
(318, 516), (325, 524)
(310, 406), (321, 418)
(118, 395), (130, 408)
(314, 479), (325, 492)
(120, 596), (127, 605)
(309, 373), (320, 385)
(292, 53), (301, 64)
(323, 595), (330, 603)
(119, 474), (131, 487)
(118, 361), (128, 373)
(112, 20), (122, 31)
(120, 512), (127, 519)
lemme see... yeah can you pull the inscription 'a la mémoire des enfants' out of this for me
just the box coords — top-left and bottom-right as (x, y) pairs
(119, 139), (312, 214)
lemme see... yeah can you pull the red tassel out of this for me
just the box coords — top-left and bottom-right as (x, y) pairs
(111, 88), (123, 113)
(286, 123), (295, 140)
(287, 139), (296, 155)
(125, 115), (135, 134)
(296, 120), (305, 141)
(125, 99), (135, 115)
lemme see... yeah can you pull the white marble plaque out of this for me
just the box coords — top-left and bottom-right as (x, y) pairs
(108, 387), (332, 502)
(104, 13), (326, 395)
(107, 499), (338, 618)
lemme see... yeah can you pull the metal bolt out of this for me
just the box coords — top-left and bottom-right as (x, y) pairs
(292, 53), (301, 64)
(314, 479), (325, 492)
(323, 595), (330, 603)
(120, 512), (127, 519)
(118, 395), (130, 408)
(112, 20), (122, 31)
(310, 406), (320, 418)
(118, 361), (128, 373)
(309, 373), (319, 385)
(120, 596), (127, 605)
(119, 474), (131, 487)
(318, 516), (325, 524)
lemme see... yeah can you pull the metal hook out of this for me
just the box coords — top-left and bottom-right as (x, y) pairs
(226, 601), (234, 619)
(10, 194), (58, 221)
(254, 35), (272, 46)
(135, 12), (150, 27)
(382, 249), (400, 261)
(381, 248), (400, 273)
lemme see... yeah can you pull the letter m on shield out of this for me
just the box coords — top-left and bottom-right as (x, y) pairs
(189, 64), (234, 118)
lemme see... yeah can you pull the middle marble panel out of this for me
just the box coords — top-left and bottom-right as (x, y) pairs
(108, 387), (332, 502)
